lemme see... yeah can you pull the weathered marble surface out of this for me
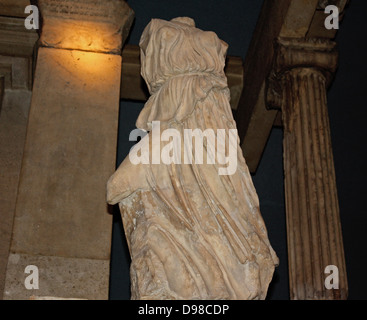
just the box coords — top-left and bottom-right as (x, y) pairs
(107, 17), (278, 300)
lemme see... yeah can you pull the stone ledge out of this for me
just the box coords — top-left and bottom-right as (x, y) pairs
(3, 253), (110, 300)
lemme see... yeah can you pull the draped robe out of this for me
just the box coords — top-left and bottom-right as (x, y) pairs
(107, 17), (278, 300)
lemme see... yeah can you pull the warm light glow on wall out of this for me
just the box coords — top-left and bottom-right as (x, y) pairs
(69, 50), (110, 74)
(41, 18), (121, 54)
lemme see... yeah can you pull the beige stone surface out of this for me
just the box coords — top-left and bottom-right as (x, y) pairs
(3, 253), (109, 300)
(4, 47), (122, 300)
(107, 17), (278, 300)
(0, 89), (32, 297)
(10, 47), (121, 260)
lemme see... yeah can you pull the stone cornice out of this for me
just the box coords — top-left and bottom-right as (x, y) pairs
(0, 16), (38, 57)
(38, 0), (134, 54)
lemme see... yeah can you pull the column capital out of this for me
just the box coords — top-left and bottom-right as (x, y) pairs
(267, 37), (338, 109)
(274, 37), (338, 74)
(38, 0), (134, 54)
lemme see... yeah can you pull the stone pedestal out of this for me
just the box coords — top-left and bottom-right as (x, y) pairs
(3, 0), (134, 300)
(268, 38), (348, 299)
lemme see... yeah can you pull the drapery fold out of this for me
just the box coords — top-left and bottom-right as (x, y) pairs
(107, 17), (278, 300)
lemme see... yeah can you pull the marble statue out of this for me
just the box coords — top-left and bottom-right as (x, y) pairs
(107, 17), (278, 300)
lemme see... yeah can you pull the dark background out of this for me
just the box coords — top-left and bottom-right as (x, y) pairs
(109, 0), (367, 300)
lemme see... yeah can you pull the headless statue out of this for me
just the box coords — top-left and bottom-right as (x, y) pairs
(107, 17), (278, 300)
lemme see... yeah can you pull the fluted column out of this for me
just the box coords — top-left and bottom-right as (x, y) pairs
(267, 38), (348, 299)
